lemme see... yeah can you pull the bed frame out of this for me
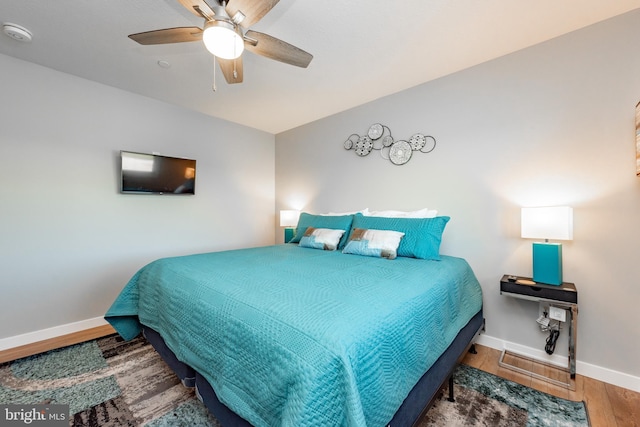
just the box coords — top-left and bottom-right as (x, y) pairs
(142, 309), (484, 427)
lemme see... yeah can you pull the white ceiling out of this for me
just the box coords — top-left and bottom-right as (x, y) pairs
(1, 1), (639, 134)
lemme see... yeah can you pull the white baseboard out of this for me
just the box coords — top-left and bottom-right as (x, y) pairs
(0, 317), (109, 351)
(476, 334), (640, 393)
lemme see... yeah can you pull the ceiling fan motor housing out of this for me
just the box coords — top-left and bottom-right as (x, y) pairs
(203, 19), (244, 59)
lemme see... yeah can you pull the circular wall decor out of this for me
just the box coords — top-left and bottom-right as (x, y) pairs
(368, 123), (384, 140)
(409, 133), (427, 151)
(355, 135), (373, 156)
(420, 135), (437, 153)
(382, 135), (394, 147)
(343, 123), (436, 165)
(389, 140), (412, 165)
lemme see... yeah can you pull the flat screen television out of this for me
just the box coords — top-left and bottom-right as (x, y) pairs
(120, 151), (196, 195)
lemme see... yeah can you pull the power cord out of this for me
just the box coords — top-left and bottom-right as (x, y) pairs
(545, 329), (560, 355)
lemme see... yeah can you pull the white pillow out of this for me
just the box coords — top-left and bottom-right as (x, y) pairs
(365, 208), (437, 218)
(299, 227), (346, 251)
(321, 208), (369, 216)
(342, 228), (405, 260)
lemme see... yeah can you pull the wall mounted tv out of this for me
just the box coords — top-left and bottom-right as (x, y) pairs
(120, 151), (196, 195)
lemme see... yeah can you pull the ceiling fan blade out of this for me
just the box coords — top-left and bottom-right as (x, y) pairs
(176, 0), (216, 19)
(226, 0), (279, 28)
(244, 30), (312, 68)
(218, 57), (244, 84)
(128, 27), (203, 45)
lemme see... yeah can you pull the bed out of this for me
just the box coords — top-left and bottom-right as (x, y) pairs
(105, 213), (484, 426)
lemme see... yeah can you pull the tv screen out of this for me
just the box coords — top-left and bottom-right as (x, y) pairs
(120, 151), (196, 195)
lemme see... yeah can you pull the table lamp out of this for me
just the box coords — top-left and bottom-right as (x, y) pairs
(521, 206), (573, 285)
(280, 210), (300, 243)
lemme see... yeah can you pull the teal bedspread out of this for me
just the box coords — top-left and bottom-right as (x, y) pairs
(105, 244), (482, 427)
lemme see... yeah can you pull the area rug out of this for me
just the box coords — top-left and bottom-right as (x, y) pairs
(420, 364), (589, 427)
(0, 334), (589, 426)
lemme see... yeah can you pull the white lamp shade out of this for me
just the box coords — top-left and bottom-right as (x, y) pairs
(521, 206), (573, 240)
(280, 210), (300, 227)
(202, 21), (244, 60)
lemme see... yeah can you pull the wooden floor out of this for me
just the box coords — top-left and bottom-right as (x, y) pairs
(0, 324), (115, 364)
(1, 329), (638, 426)
(461, 344), (640, 427)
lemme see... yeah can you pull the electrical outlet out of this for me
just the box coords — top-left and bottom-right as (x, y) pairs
(549, 306), (567, 322)
(538, 303), (549, 319)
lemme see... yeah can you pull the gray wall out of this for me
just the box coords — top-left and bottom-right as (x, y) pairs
(276, 10), (640, 382)
(0, 54), (275, 339)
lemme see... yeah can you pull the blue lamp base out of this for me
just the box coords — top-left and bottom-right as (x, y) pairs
(284, 228), (295, 243)
(532, 242), (563, 285)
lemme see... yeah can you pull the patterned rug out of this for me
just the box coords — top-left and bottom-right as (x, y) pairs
(0, 334), (589, 426)
(420, 364), (589, 427)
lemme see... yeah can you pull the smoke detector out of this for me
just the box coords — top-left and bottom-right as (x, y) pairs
(3, 23), (32, 42)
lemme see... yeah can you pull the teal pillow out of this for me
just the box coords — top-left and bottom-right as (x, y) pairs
(290, 213), (354, 249)
(350, 215), (450, 260)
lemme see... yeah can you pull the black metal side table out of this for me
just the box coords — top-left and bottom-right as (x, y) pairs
(499, 274), (578, 389)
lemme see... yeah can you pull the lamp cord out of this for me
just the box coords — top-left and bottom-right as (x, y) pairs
(545, 329), (560, 355)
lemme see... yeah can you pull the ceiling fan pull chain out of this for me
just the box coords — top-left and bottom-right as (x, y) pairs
(212, 55), (217, 92)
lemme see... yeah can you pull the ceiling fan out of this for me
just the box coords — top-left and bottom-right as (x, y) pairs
(128, 0), (313, 84)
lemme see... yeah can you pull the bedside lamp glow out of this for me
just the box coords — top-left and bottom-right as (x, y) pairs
(280, 210), (300, 243)
(521, 206), (573, 285)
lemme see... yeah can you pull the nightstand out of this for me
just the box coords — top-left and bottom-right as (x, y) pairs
(499, 274), (578, 389)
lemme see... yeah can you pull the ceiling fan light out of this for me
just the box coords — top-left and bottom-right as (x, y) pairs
(203, 20), (244, 60)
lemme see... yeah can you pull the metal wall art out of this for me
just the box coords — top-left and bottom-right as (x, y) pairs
(343, 123), (436, 165)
